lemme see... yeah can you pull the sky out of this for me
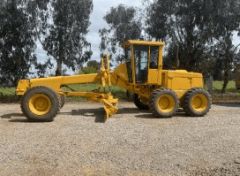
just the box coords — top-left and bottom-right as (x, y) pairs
(35, 0), (142, 67)
(86, 0), (142, 61)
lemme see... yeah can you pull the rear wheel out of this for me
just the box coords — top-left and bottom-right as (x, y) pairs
(133, 94), (149, 110)
(182, 88), (211, 116)
(21, 87), (60, 122)
(150, 89), (179, 117)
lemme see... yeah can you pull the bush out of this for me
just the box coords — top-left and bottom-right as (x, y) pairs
(80, 66), (98, 74)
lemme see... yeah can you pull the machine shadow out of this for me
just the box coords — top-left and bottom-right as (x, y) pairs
(65, 107), (196, 121)
(134, 111), (199, 119)
(2, 108), (200, 123)
(1, 113), (54, 123)
(2, 108), (143, 123)
(62, 107), (146, 123)
(1, 113), (23, 119)
(1, 113), (34, 123)
(214, 103), (240, 108)
(71, 108), (105, 123)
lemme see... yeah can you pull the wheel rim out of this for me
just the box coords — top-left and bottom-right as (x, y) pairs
(191, 94), (208, 112)
(28, 94), (52, 116)
(157, 94), (175, 113)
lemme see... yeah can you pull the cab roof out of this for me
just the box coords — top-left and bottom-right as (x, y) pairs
(123, 40), (165, 48)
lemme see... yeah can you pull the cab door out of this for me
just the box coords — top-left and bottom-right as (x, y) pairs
(125, 47), (133, 83)
(134, 46), (149, 84)
(148, 46), (161, 84)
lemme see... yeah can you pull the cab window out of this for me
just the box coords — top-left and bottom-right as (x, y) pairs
(150, 46), (159, 69)
(134, 46), (148, 83)
(125, 48), (133, 83)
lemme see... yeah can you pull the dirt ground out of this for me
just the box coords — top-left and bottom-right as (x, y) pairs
(0, 102), (240, 176)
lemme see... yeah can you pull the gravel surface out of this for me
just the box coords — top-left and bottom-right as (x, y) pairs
(0, 102), (240, 176)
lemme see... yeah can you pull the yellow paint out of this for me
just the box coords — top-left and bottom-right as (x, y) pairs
(28, 94), (52, 116)
(158, 46), (164, 70)
(16, 79), (30, 95)
(161, 70), (203, 98)
(30, 74), (99, 91)
(124, 40), (165, 47)
(157, 94), (176, 113)
(148, 69), (158, 84)
(190, 94), (208, 112)
(111, 63), (133, 91)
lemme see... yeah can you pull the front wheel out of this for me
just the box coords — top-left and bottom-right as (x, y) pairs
(21, 86), (60, 122)
(182, 88), (211, 117)
(150, 89), (179, 118)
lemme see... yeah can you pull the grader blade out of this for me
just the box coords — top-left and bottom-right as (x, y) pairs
(101, 96), (118, 119)
(63, 91), (118, 120)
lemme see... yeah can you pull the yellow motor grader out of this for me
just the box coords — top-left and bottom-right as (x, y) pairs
(16, 40), (211, 122)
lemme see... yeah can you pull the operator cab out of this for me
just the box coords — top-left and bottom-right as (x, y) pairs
(124, 40), (164, 85)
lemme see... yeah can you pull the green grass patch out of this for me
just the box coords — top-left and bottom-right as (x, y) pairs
(62, 84), (127, 100)
(0, 87), (15, 96)
(213, 81), (236, 90)
(0, 87), (19, 103)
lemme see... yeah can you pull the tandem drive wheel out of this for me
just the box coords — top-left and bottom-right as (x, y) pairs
(182, 88), (211, 117)
(21, 86), (60, 122)
(150, 89), (179, 118)
(133, 94), (149, 110)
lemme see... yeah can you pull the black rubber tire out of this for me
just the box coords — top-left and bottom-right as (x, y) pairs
(21, 86), (60, 122)
(150, 89), (179, 118)
(133, 94), (149, 110)
(182, 88), (211, 117)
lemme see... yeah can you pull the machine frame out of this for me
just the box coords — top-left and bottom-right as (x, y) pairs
(16, 40), (211, 121)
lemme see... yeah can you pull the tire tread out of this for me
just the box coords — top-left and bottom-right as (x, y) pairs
(182, 88), (212, 116)
(21, 86), (60, 122)
(150, 88), (179, 117)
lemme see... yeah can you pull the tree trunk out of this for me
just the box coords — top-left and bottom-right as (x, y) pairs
(56, 48), (64, 76)
(55, 60), (62, 76)
(56, 34), (64, 76)
(174, 45), (180, 69)
(221, 69), (229, 94)
(205, 75), (213, 94)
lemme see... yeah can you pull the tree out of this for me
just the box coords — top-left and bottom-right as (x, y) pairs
(34, 59), (53, 78)
(146, 0), (216, 72)
(146, 0), (240, 93)
(99, 5), (141, 63)
(86, 60), (99, 70)
(0, 1), (34, 86)
(43, 0), (93, 76)
(80, 60), (99, 74)
(206, 0), (240, 93)
(0, 0), (51, 86)
(213, 38), (240, 93)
